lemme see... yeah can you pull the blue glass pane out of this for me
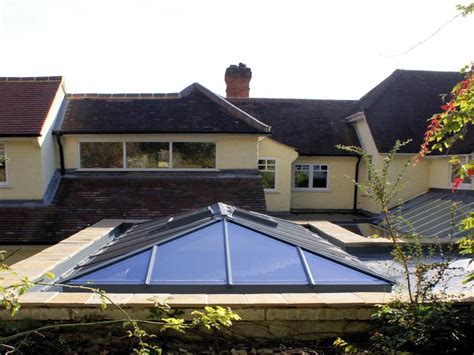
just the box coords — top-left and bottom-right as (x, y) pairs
(228, 222), (307, 284)
(69, 248), (152, 284)
(151, 222), (226, 284)
(303, 250), (385, 285)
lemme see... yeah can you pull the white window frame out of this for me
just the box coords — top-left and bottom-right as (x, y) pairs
(449, 155), (473, 190)
(77, 140), (218, 171)
(292, 163), (330, 191)
(258, 157), (277, 192)
(0, 143), (8, 186)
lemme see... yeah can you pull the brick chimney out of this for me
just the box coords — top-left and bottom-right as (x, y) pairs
(225, 63), (252, 98)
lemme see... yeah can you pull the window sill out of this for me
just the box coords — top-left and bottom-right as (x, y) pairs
(0, 184), (12, 188)
(76, 168), (221, 172)
(264, 189), (279, 194)
(292, 188), (330, 193)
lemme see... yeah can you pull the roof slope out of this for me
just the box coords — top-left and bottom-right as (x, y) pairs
(0, 171), (266, 244)
(60, 203), (392, 293)
(386, 188), (474, 239)
(358, 70), (473, 154)
(0, 77), (62, 137)
(59, 83), (270, 135)
(230, 98), (359, 155)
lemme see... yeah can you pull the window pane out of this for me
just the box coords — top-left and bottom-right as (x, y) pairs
(126, 142), (169, 168)
(303, 250), (383, 284)
(151, 222), (226, 284)
(313, 170), (328, 188)
(261, 171), (275, 189)
(294, 170), (310, 188)
(228, 222), (307, 284)
(69, 249), (152, 284)
(80, 142), (123, 168)
(172, 143), (215, 168)
(0, 144), (5, 182)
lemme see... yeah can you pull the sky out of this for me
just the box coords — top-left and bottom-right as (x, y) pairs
(0, 0), (473, 99)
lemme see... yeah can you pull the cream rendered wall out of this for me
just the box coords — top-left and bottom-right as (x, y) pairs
(429, 157), (452, 189)
(0, 139), (43, 200)
(0, 84), (64, 201)
(39, 85), (65, 195)
(290, 156), (358, 210)
(357, 156), (431, 213)
(429, 155), (474, 190)
(257, 138), (298, 212)
(62, 134), (260, 170)
(351, 113), (432, 213)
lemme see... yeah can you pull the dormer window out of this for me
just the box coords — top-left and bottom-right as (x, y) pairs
(79, 141), (216, 170)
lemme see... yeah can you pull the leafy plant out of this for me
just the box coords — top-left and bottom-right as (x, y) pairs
(371, 301), (470, 354)
(0, 255), (240, 353)
(336, 140), (471, 353)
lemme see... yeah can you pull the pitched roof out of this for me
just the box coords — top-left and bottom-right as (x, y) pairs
(386, 188), (474, 239)
(0, 77), (63, 137)
(230, 98), (359, 155)
(0, 171), (266, 244)
(59, 203), (393, 293)
(357, 69), (474, 154)
(58, 83), (270, 135)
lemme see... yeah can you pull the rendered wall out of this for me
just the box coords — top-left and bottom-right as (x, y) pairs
(62, 134), (260, 170)
(39, 87), (64, 195)
(358, 156), (432, 213)
(257, 138), (298, 212)
(429, 156), (474, 190)
(0, 84), (64, 201)
(290, 156), (358, 210)
(0, 139), (43, 200)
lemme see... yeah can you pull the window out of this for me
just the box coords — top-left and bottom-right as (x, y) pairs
(294, 164), (328, 190)
(450, 155), (472, 190)
(126, 142), (170, 168)
(80, 142), (123, 169)
(78, 141), (216, 170)
(0, 143), (6, 184)
(172, 142), (215, 169)
(258, 158), (276, 190)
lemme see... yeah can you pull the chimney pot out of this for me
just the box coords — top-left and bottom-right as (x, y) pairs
(225, 63), (252, 98)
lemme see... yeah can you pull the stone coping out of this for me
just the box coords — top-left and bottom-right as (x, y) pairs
(0, 219), (125, 285)
(307, 221), (394, 249)
(306, 221), (462, 250)
(14, 291), (474, 309)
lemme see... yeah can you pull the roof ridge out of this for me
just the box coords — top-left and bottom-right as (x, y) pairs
(180, 83), (271, 133)
(0, 76), (62, 82)
(230, 98), (358, 103)
(358, 69), (402, 111)
(67, 92), (180, 99)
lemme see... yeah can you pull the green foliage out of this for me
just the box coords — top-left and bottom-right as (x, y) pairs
(191, 306), (242, 330)
(457, 2), (474, 16)
(333, 337), (358, 353)
(336, 140), (469, 353)
(425, 64), (473, 153)
(371, 300), (470, 354)
(458, 212), (474, 283)
(0, 267), (241, 353)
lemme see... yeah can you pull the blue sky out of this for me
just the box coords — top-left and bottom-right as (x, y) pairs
(0, 0), (472, 99)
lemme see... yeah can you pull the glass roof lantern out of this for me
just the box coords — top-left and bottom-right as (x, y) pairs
(60, 203), (393, 293)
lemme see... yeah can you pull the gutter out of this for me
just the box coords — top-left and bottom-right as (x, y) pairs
(353, 155), (361, 213)
(56, 133), (65, 175)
